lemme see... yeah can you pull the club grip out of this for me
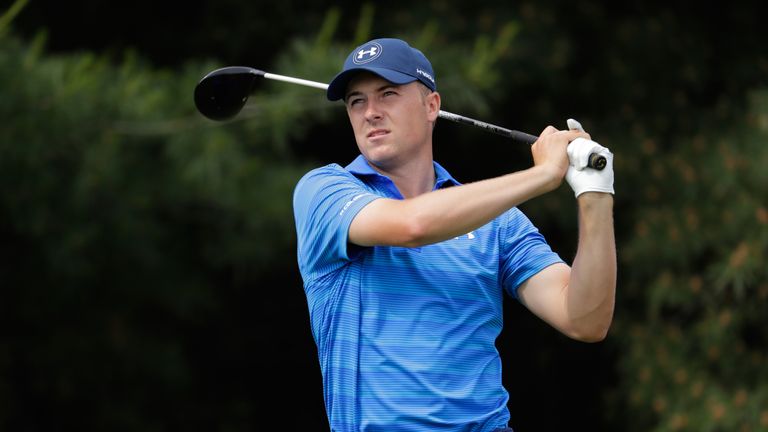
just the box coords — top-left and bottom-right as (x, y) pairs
(588, 153), (607, 170)
(513, 131), (606, 170)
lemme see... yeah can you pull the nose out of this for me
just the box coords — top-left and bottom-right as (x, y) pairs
(364, 99), (382, 122)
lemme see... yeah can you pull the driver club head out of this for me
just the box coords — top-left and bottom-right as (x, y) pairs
(194, 66), (260, 121)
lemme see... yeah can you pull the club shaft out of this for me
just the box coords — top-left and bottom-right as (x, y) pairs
(261, 71), (536, 145)
(198, 66), (606, 169)
(436, 110), (537, 145)
(259, 70), (605, 170)
(263, 72), (330, 90)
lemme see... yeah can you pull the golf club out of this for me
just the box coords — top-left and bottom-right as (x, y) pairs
(193, 66), (607, 170)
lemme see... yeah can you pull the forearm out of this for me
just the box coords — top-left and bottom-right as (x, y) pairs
(565, 192), (617, 340)
(351, 165), (559, 247)
(406, 165), (559, 244)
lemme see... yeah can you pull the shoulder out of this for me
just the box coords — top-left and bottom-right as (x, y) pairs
(296, 163), (348, 185)
(497, 207), (548, 246)
(297, 162), (371, 185)
(293, 163), (374, 214)
(295, 163), (356, 194)
(502, 206), (535, 228)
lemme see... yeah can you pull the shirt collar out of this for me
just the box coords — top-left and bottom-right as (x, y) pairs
(345, 155), (461, 190)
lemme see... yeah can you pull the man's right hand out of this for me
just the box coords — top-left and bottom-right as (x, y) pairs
(531, 126), (591, 191)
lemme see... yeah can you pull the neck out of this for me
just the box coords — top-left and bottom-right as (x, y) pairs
(369, 150), (436, 199)
(389, 158), (436, 199)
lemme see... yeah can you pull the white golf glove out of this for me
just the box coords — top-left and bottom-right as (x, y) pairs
(565, 119), (615, 198)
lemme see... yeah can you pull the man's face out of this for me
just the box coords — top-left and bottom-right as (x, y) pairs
(344, 73), (438, 170)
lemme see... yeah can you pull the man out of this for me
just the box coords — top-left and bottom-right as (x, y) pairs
(292, 38), (616, 432)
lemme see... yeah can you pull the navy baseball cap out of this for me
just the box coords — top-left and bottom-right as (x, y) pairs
(326, 38), (437, 101)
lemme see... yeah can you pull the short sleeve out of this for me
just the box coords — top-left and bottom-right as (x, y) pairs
(293, 165), (380, 283)
(500, 208), (564, 300)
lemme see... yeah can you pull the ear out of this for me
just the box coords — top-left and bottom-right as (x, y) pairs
(425, 91), (441, 122)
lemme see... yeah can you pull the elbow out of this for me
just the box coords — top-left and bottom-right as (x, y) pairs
(354, 200), (433, 248)
(399, 218), (431, 248)
(567, 315), (614, 343)
(565, 287), (616, 343)
(573, 326), (610, 343)
(391, 204), (436, 248)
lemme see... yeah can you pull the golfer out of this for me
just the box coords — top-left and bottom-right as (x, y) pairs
(292, 37), (616, 432)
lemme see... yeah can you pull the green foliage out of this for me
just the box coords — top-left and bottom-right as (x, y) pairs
(0, 0), (28, 37)
(607, 90), (768, 431)
(0, 31), (312, 430)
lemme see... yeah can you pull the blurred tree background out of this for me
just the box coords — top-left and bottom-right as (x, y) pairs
(2, 0), (767, 430)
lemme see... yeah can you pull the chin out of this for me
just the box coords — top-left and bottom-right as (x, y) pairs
(364, 153), (398, 171)
(360, 146), (393, 164)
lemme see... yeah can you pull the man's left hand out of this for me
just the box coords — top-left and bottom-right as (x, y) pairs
(565, 119), (615, 198)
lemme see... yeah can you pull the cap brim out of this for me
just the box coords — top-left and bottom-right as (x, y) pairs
(326, 67), (418, 101)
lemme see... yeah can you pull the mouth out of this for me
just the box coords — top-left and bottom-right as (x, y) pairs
(367, 128), (389, 139)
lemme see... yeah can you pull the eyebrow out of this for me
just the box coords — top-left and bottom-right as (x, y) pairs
(345, 84), (399, 102)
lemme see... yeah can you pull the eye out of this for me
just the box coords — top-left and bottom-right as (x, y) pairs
(383, 90), (397, 97)
(347, 97), (363, 107)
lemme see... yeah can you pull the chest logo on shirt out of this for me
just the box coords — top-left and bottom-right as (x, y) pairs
(453, 231), (476, 240)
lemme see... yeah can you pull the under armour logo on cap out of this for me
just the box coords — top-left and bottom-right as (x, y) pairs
(326, 38), (437, 101)
(354, 43), (382, 64)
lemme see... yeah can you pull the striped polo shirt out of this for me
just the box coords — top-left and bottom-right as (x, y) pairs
(293, 155), (563, 432)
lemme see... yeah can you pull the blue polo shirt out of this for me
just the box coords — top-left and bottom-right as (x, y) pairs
(293, 155), (563, 432)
